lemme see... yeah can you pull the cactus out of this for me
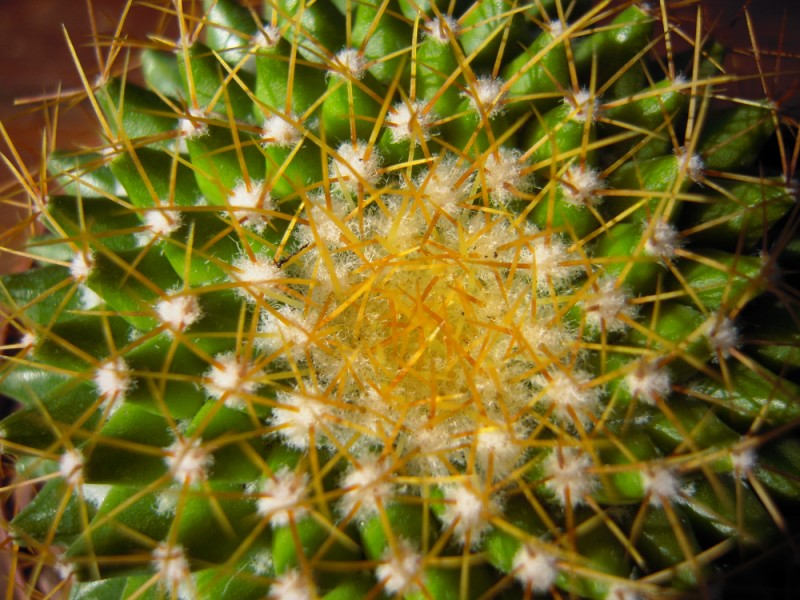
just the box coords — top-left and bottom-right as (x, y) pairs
(1, 0), (799, 598)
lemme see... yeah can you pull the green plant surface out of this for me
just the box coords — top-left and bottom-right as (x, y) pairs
(1, 0), (799, 598)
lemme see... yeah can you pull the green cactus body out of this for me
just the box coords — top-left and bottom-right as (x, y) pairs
(1, 0), (799, 598)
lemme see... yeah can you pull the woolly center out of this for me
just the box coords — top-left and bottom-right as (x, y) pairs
(264, 156), (591, 474)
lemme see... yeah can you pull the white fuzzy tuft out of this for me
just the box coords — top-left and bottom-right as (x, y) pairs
(69, 251), (94, 282)
(416, 155), (473, 215)
(731, 447), (756, 477)
(152, 543), (193, 598)
(643, 220), (681, 260)
(625, 358), (671, 404)
(259, 305), (312, 355)
(641, 467), (679, 506)
(144, 209), (182, 238)
(164, 437), (212, 485)
(330, 141), (381, 190)
(376, 539), (422, 595)
(676, 147), (704, 181)
(441, 483), (497, 547)
(330, 48), (367, 80)
(339, 455), (393, 517)
(178, 107), (208, 139)
(155, 294), (202, 333)
(257, 467), (308, 526)
(464, 77), (506, 118)
(254, 24), (280, 48)
(203, 352), (263, 409)
(94, 357), (133, 406)
(581, 277), (634, 333)
(268, 569), (315, 600)
(227, 180), (272, 232)
(270, 388), (333, 450)
(262, 114), (303, 147)
(425, 16), (459, 43)
(512, 544), (558, 593)
(59, 449), (84, 487)
(706, 316), (739, 359)
(544, 447), (595, 507)
(561, 164), (604, 207)
(566, 89), (599, 122)
(388, 101), (435, 144)
(535, 369), (601, 423)
(232, 255), (284, 303)
(483, 149), (530, 204)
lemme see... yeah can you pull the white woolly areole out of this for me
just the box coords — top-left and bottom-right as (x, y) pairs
(232, 255), (284, 302)
(416, 155), (473, 215)
(425, 15), (459, 43)
(625, 358), (671, 404)
(330, 141), (381, 190)
(706, 316), (739, 358)
(676, 147), (704, 181)
(178, 107), (208, 139)
(581, 277), (633, 333)
(483, 148), (529, 204)
(475, 427), (523, 480)
(257, 467), (308, 526)
(339, 455), (393, 517)
(152, 543), (192, 597)
(261, 114), (303, 147)
(330, 48), (367, 80)
(20, 332), (36, 349)
(643, 220), (681, 259)
(228, 180), (273, 232)
(544, 448), (595, 507)
(94, 357), (132, 404)
(259, 305), (312, 355)
(164, 437), (212, 485)
(144, 209), (182, 238)
(536, 369), (601, 423)
(376, 539), (422, 595)
(566, 88), (598, 122)
(203, 352), (262, 409)
(69, 251), (94, 281)
(268, 569), (315, 600)
(731, 447), (757, 476)
(561, 164), (604, 207)
(59, 449), (84, 487)
(642, 467), (679, 506)
(464, 76), (506, 118)
(388, 100), (435, 144)
(606, 583), (644, 600)
(441, 483), (497, 547)
(254, 24), (280, 48)
(156, 294), (202, 333)
(512, 544), (558, 593)
(270, 389), (333, 450)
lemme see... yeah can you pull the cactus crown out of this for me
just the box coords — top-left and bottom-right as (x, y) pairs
(1, 0), (800, 598)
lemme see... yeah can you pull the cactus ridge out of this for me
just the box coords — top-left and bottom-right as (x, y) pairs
(1, 0), (800, 598)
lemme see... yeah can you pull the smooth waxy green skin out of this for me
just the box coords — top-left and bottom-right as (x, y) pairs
(416, 33), (462, 117)
(686, 177), (796, 248)
(502, 27), (570, 115)
(322, 72), (383, 143)
(255, 39), (327, 118)
(698, 103), (776, 171)
(67, 486), (173, 580)
(267, 0), (346, 63)
(529, 182), (600, 238)
(98, 78), (178, 144)
(203, 0), (258, 67)
(271, 516), (360, 575)
(591, 222), (660, 293)
(110, 147), (203, 208)
(10, 479), (91, 546)
(47, 152), (120, 200)
(669, 249), (764, 311)
(351, 0), (412, 86)
(637, 506), (706, 590)
(601, 78), (689, 160)
(45, 195), (141, 252)
(606, 154), (690, 222)
(525, 102), (596, 176)
(573, 4), (654, 85)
